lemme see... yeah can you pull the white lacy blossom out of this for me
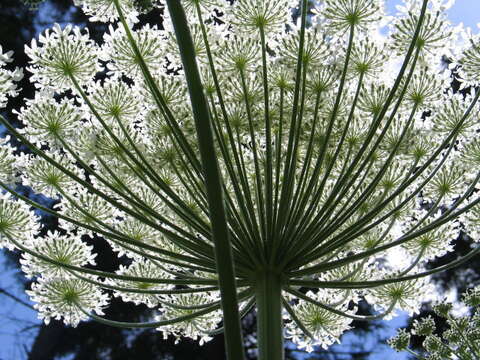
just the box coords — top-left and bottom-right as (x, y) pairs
(22, 152), (78, 198)
(317, 0), (384, 33)
(86, 77), (142, 124)
(230, 0), (294, 34)
(16, 94), (83, 147)
(156, 293), (222, 345)
(365, 275), (435, 317)
(389, 285), (480, 358)
(27, 277), (109, 327)
(284, 290), (353, 352)
(0, 47), (23, 109)
(0, 136), (24, 185)
(73, 0), (138, 23)
(0, 193), (40, 250)
(458, 35), (480, 86)
(101, 24), (165, 79)
(25, 23), (100, 92)
(57, 187), (119, 234)
(402, 214), (457, 260)
(20, 231), (96, 279)
(390, 6), (453, 55)
(0, 0), (478, 351)
(460, 194), (480, 241)
(106, 259), (173, 308)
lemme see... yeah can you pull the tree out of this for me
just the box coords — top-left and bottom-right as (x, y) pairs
(1, 0), (480, 359)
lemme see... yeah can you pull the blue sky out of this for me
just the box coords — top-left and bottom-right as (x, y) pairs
(442, 0), (480, 28)
(1, 1), (479, 359)
(387, 0), (480, 29)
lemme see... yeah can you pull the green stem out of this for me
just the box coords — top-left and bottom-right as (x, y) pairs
(255, 270), (284, 360)
(165, 2), (245, 359)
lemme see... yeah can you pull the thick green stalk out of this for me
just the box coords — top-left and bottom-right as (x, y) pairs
(165, 1), (245, 359)
(255, 270), (284, 360)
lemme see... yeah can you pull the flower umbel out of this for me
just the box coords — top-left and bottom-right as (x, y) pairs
(1, 0), (480, 358)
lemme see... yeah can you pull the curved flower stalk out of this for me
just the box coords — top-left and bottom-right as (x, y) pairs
(1, 0), (480, 359)
(389, 286), (480, 359)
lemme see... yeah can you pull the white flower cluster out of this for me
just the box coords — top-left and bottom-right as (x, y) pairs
(25, 23), (100, 92)
(20, 230), (96, 278)
(284, 290), (354, 351)
(1, 0), (480, 352)
(0, 136), (24, 186)
(27, 277), (109, 327)
(106, 259), (172, 308)
(0, 192), (39, 250)
(389, 286), (480, 359)
(155, 293), (223, 345)
(73, 0), (138, 23)
(0, 46), (22, 109)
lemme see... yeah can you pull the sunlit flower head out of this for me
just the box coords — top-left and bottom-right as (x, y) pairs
(25, 24), (100, 92)
(27, 277), (109, 327)
(0, 193), (40, 250)
(1, 0), (480, 353)
(0, 47), (23, 109)
(21, 231), (96, 278)
(73, 0), (138, 23)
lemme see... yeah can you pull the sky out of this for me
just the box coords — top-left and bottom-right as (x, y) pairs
(1, 1), (480, 359)
(386, 0), (480, 30)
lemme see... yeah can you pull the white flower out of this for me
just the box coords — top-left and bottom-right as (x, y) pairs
(460, 195), (480, 241)
(73, 0), (138, 23)
(111, 218), (165, 258)
(181, 0), (223, 18)
(458, 35), (480, 86)
(388, 328), (411, 352)
(25, 24), (100, 92)
(423, 162), (466, 203)
(0, 47), (23, 109)
(402, 68), (446, 108)
(230, 0), (293, 34)
(20, 230), (96, 279)
(315, 0), (384, 33)
(23, 153), (78, 198)
(86, 77), (142, 124)
(284, 291), (353, 352)
(431, 91), (478, 139)
(215, 36), (260, 73)
(139, 74), (188, 108)
(27, 277), (109, 327)
(57, 188), (119, 234)
(365, 275), (435, 317)
(16, 94), (83, 147)
(278, 28), (331, 68)
(106, 259), (172, 308)
(0, 136), (22, 185)
(390, 7), (452, 55)
(3, 0), (480, 347)
(461, 138), (480, 170)
(402, 215), (457, 261)
(101, 24), (165, 79)
(348, 38), (386, 77)
(0, 193), (40, 250)
(156, 292), (222, 345)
